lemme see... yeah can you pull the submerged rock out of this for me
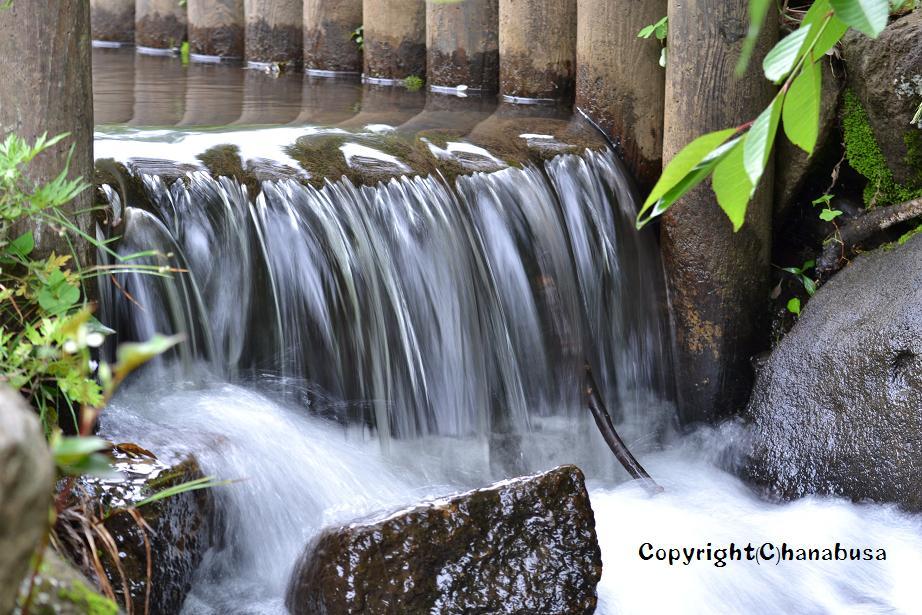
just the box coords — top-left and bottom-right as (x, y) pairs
(0, 387), (54, 615)
(746, 234), (922, 510)
(63, 446), (217, 614)
(286, 465), (602, 615)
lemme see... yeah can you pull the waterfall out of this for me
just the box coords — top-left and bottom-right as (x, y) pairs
(100, 148), (675, 450)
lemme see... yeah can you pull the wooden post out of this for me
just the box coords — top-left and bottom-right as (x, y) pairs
(136, 0), (188, 51)
(498, 0), (576, 101)
(0, 1), (94, 264)
(576, 0), (665, 192)
(303, 0), (363, 75)
(188, 0), (245, 61)
(660, 0), (777, 424)
(244, 0), (303, 68)
(362, 0), (426, 83)
(426, 0), (499, 93)
(91, 0), (135, 45)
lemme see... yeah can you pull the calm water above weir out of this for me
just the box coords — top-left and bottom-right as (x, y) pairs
(92, 49), (922, 614)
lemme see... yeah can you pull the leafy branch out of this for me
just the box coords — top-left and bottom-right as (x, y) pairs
(636, 0), (892, 231)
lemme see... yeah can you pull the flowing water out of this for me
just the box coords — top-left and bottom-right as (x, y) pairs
(93, 49), (922, 614)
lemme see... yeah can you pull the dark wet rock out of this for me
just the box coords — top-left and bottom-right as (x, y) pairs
(15, 549), (120, 615)
(286, 464), (602, 615)
(746, 233), (922, 510)
(63, 446), (217, 614)
(774, 57), (843, 218)
(842, 11), (922, 188)
(0, 387), (54, 615)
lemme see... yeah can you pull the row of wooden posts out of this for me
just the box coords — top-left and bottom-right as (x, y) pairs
(93, 0), (671, 190)
(1, 0), (779, 425)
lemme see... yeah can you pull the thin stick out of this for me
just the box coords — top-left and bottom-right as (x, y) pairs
(584, 363), (663, 495)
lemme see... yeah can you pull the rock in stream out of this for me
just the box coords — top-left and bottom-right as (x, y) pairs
(746, 233), (922, 510)
(286, 464), (603, 614)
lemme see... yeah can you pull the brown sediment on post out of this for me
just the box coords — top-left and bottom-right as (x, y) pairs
(303, 0), (363, 73)
(188, 0), (245, 59)
(575, 0), (665, 192)
(136, 0), (188, 49)
(244, 0), (303, 67)
(426, 0), (499, 92)
(362, 0), (426, 81)
(498, 0), (576, 100)
(91, 0), (135, 44)
(660, 0), (778, 425)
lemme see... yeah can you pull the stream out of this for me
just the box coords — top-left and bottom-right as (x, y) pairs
(92, 48), (922, 614)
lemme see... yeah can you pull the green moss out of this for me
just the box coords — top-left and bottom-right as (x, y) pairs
(58, 581), (119, 615)
(842, 89), (922, 206)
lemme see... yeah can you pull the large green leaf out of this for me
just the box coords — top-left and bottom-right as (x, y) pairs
(743, 95), (783, 189)
(736, 0), (773, 75)
(811, 14), (849, 59)
(782, 59), (822, 154)
(712, 138), (754, 231)
(763, 25), (813, 83)
(637, 136), (743, 228)
(640, 128), (737, 215)
(830, 0), (888, 37)
(114, 334), (184, 379)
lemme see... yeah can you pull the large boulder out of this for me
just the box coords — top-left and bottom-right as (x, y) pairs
(746, 233), (922, 510)
(842, 11), (922, 190)
(0, 387), (54, 614)
(62, 446), (217, 614)
(286, 465), (603, 615)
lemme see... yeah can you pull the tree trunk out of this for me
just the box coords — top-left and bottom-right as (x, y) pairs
(0, 0), (94, 266)
(660, 0), (777, 424)
(576, 0), (666, 192)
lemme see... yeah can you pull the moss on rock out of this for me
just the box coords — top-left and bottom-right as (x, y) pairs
(843, 90), (922, 207)
(17, 550), (119, 615)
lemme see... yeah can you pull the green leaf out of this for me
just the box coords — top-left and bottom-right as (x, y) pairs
(52, 435), (108, 467)
(782, 59), (822, 154)
(829, 0), (889, 37)
(135, 476), (231, 508)
(637, 135), (742, 227)
(802, 276), (817, 296)
(640, 128), (738, 214)
(763, 25), (813, 83)
(819, 208), (843, 221)
(811, 14), (849, 59)
(743, 95), (783, 189)
(9, 231), (33, 258)
(114, 334), (183, 379)
(712, 138), (754, 231)
(736, 0), (773, 75)
(638, 24), (656, 38)
(787, 297), (802, 315)
(37, 269), (81, 314)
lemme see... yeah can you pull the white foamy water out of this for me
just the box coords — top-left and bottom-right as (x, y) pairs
(101, 380), (922, 615)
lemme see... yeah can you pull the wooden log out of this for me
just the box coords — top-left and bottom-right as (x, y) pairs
(362, 0), (426, 82)
(575, 0), (665, 192)
(660, 0), (778, 424)
(498, 0), (576, 101)
(0, 0), (95, 264)
(91, 0), (135, 45)
(426, 0), (499, 93)
(188, 0), (245, 60)
(136, 0), (188, 50)
(303, 0), (362, 74)
(244, 0), (303, 68)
